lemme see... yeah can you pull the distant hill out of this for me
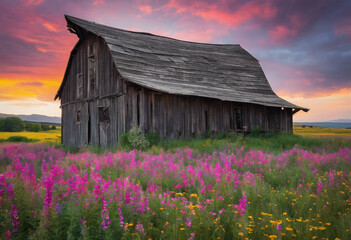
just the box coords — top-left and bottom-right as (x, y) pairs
(294, 121), (351, 129)
(329, 119), (351, 123)
(0, 113), (61, 124)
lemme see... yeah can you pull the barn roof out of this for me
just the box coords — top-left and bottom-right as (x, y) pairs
(56, 15), (308, 112)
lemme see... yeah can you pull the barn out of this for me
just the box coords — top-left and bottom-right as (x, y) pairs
(55, 15), (308, 147)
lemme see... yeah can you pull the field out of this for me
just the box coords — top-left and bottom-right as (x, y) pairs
(294, 125), (351, 138)
(0, 127), (61, 143)
(0, 128), (351, 239)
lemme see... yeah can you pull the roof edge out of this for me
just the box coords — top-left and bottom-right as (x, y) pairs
(64, 14), (242, 48)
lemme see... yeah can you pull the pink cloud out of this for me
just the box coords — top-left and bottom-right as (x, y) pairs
(93, 0), (105, 6)
(22, 0), (44, 6)
(268, 14), (304, 44)
(334, 19), (351, 38)
(139, 5), (153, 14)
(162, 0), (276, 26)
(269, 25), (297, 41)
(42, 22), (59, 32)
(36, 46), (48, 53)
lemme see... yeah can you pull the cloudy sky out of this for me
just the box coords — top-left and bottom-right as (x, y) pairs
(0, 0), (350, 121)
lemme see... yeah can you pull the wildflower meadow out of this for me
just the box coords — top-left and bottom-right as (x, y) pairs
(0, 143), (350, 239)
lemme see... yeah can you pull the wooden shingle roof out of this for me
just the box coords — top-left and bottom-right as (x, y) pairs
(56, 15), (308, 112)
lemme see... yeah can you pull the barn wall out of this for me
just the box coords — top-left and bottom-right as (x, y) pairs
(60, 34), (125, 147)
(124, 85), (293, 141)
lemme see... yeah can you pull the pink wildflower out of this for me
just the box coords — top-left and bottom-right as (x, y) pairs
(234, 191), (247, 216)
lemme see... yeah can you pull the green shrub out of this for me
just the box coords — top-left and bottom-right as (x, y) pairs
(3, 117), (24, 132)
(0, 118), (4, 131)
(214, 132), (226, 139)
(250, 125), (261, 136)
(51, 125), (57, 130)
(25, 122), (41, 132)
(145, 132), (159, 146)
(6, 136), (38, 142)
(227, 131), (239, 141)
(119, 132), (131, 150)
(204, 129), (211, 138)
(41, 124), (50, 131)
(120, 126), (150, 151)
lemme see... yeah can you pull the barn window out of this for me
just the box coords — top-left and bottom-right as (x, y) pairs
(76, 73), (83, 99)
(235, 108), (243, 130)
(76, 110), (81, 124)
(88, 42), (95, 59)
(98, 107), (110, 122)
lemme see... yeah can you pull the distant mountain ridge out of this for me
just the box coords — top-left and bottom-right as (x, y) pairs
(0, 113), (61, 124)
(294, 121), (351, 129)
(329, 119), (351, 123)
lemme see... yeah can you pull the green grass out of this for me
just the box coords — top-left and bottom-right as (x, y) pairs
(1, 125), (350, 155)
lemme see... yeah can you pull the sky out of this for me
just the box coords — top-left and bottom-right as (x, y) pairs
(0, 0), (350, 122)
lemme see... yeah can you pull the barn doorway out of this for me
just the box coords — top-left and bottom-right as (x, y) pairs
(234, 108), (243, 130)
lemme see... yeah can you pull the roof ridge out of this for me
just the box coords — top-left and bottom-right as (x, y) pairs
(65, 14), (241, 47)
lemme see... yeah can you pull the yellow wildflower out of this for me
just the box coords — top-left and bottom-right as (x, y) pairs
(318, 227), (326, 230)
(180, 228), (185, 231)
(238, 232), (244, 237)
(190, 193), (198, 198)
(269, 235), (277, 239)
(286, 227), (293, 231)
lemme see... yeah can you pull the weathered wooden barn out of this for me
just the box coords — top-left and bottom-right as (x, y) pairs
(55, 15), (308, 147)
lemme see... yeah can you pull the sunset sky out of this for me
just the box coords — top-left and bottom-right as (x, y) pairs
(0, 0), (350, 122)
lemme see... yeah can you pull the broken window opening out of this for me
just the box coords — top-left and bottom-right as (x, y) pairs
(88, 42), (95, 59)
(76, 110), (81, 124)
(98, 107), (110, 122)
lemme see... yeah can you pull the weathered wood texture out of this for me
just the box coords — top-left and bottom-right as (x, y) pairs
(125, 85), (292, 140)
(60, 34), (125, 147)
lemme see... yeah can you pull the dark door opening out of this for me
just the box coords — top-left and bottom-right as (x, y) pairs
(235, 108), (243, 130)
(205, 110), (209, 131)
